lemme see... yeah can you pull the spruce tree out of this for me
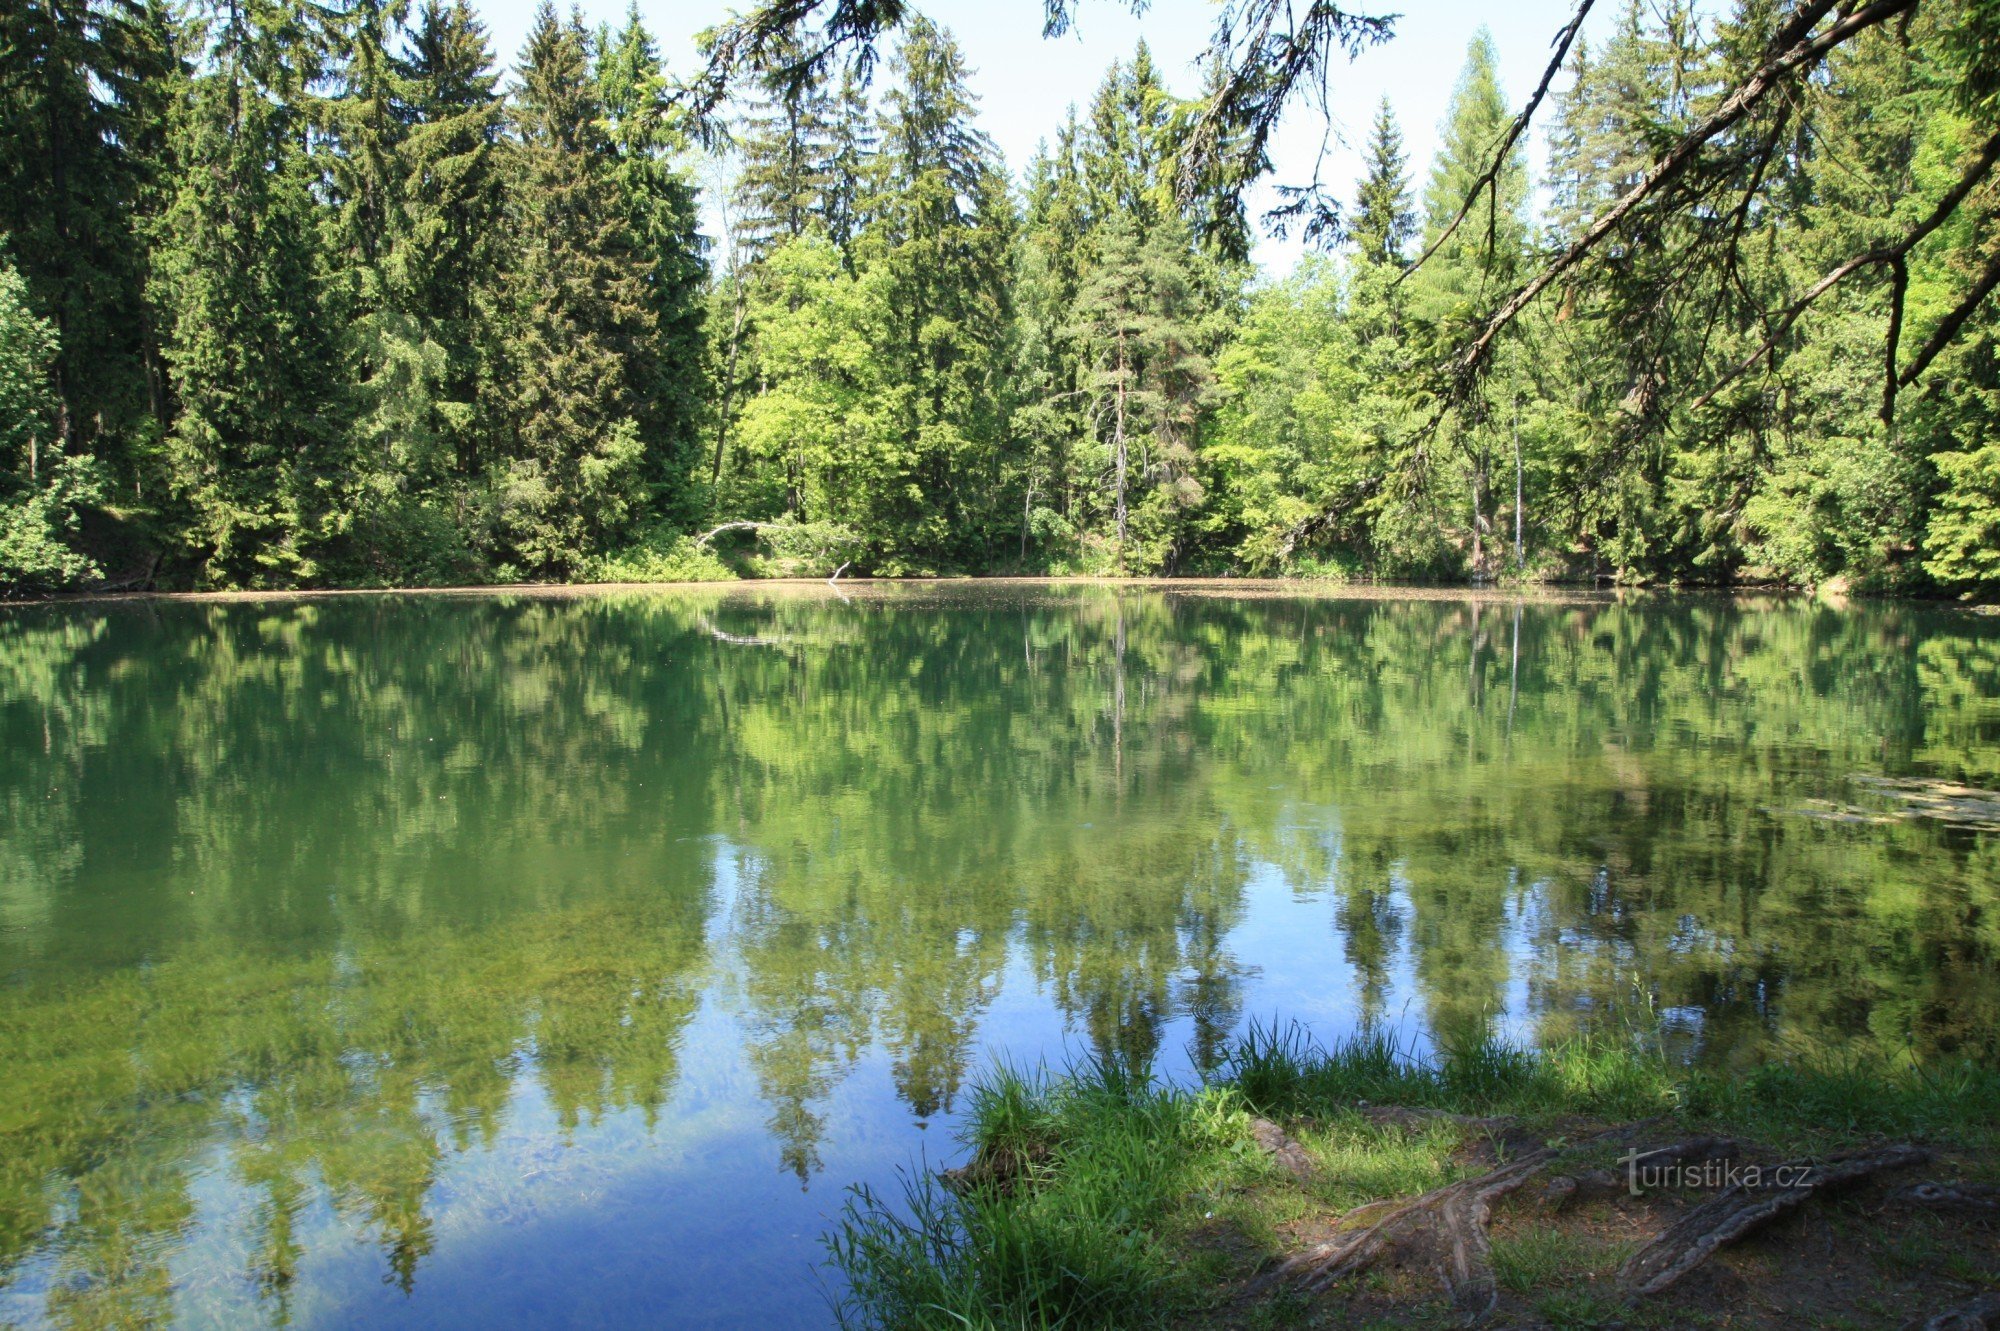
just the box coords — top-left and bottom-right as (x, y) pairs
(596, 6), (708, 524)
(863, 16), (1013, 568)
(1070, 213), (1213, 571)
(0, 0), (173, 476)
(1351, 98), (1413, 267)
(1081, 45), (1174, 238)
(1012, 118), (1093, 562)
(1414, 29), (1529, 578)
(1418, 29), (1528, 305)
(393, 0), (503, 480)
(0, 243), (101, 587)
(731, 35), (842, 262)
(153, 0), (339, 585)
(494, 1), (654, 574)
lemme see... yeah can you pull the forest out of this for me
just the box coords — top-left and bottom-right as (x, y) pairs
(2, 0), (1998, 595)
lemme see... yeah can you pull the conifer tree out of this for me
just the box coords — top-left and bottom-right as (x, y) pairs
(1351, 98), (1413, 267)
(394, 0), (503, 478)
(0, 244), (102, 587)
(153, 0), (339, 585)
(1410, 30), (1530, 577)
(1081, 45), (1174, 239)
(863, 16), (1013, 568)
(1012, 117), (1093, 562)
(493, 1), (654, 574)
(731, 34), (842, 262)
(1070, 213), (1213, 570)
(597, 5), (708, 523)
(0, 0), (173, 475)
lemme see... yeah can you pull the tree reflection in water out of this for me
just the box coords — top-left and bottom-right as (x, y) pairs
(0, 586), (1993, 1325)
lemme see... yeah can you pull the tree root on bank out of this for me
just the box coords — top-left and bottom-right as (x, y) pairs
(1250, 1125), (1929, 1324)
(1887, 1180), (2000, 1215)
(1904, 1292), (2000, 1331)
(1248, 1144), (1565, 1319)
(1620, 1144), (1929, 1296)
(1249, 1117), (1317, 1183)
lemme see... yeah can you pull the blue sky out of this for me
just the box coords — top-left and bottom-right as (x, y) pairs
(477, 0), (1607, 274)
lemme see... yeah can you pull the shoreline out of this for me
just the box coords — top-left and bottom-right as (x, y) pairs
(6, 573), (1972, 611)
(829, 1030), (2000, 1330)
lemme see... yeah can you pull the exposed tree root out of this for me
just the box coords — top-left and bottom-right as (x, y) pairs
(1249, 1117), (1316, 1182)
(1904, 1292), (2000, 1331)
(1543, 1136), (1739, 1210)
(1251, 1145), (1559, 1320)
(1886, 1180), (2000, 1216)
(1619, 1144), (1930, 1296)
(1251, 1124), (1934, 1325)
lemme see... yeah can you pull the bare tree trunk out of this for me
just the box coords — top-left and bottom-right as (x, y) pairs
(712, 290), (746, 487)
(1113, 333), (1129, 562)
(1512, 404), (1524, 568)
(1469, 470), (1485, 577)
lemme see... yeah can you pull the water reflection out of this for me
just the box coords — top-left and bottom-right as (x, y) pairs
(0, 586), (1995, 1326)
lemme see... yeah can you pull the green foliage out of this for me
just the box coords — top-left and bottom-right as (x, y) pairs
(1927, 444), (2000, 589)
(828, 1055), (1239, 1330)
(578, 529), (736, 583)
(153, 12), (339, 586)
(830, 1022), (2000, 1329)
(1351, 98), (1414, 268)
(0, 248), (101, 589)
(0, 0), (169, 486)
(0, 0), (1995, 592)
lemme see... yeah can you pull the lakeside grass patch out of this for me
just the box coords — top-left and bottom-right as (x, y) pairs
(824, 1026), (2000, 1330)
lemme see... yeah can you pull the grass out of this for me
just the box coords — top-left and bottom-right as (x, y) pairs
(1490, 1229), (1620, 1294)
(826, 1055), (1240, 1330)
(824, 1023), (2000, 1331)
(1223, 1021), (1684, 1123)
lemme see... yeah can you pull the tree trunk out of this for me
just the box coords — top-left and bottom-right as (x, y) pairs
(1512, 405), (1524, 568)
(1113, 332), (1129, 561)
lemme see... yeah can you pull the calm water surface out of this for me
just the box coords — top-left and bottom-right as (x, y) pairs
(2, 584), (1997, 1327)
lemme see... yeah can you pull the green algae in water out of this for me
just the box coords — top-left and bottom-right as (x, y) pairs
(0, 585), (1996, 1327)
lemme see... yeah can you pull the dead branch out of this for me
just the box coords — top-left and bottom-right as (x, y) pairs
(1399, 0), (1597, 286)
(1688, 129), (2000, 416)
(1619, 1143), (1929, 1297)
(1895, 239), (2000, 394)
(694, 520), (788, 548)
(1450, 0), (1918, 391)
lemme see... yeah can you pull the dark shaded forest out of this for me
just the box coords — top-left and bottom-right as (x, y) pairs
(2, 0), (1997, 594)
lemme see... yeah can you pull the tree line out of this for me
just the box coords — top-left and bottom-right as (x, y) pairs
(2, 0), (1997, 593)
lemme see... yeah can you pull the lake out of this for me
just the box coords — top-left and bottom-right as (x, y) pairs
(2, 583), (1996, 1327)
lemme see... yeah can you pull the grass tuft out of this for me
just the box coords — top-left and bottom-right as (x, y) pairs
(825, 1023), (2000, 1329)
